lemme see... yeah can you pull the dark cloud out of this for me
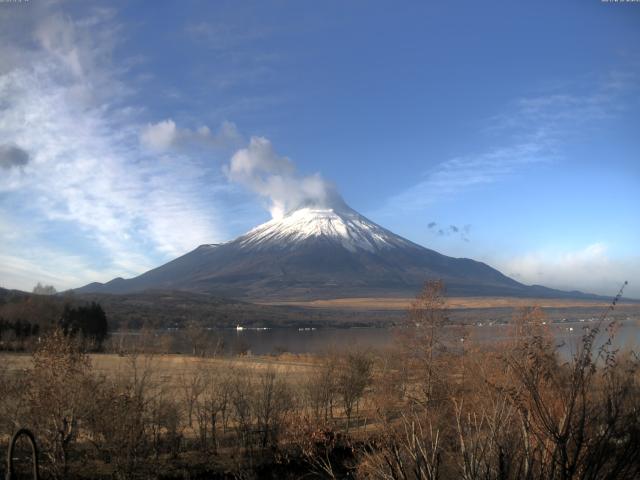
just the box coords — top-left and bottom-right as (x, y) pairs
(428, 221), (471, 242)
(461, 224), (471, 242)
(0, 144), (30, 169)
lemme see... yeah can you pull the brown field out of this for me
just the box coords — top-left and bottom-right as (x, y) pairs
(260, 296), (632, 310)
(0, 351), (317, 382)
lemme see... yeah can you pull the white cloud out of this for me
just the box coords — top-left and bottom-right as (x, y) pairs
(140, 118), (241, 151)
(0, 248), (139, 293)
(34, 13), (86, 77)
(381, 142), (554, 213)
(494, 243), (640, 298)
(185, 21), (270, 50)
(140, 119), (177, 150)
(225, 136), (340, 219)
(0, 5), (229, 290)
(381, 72), (639, 216)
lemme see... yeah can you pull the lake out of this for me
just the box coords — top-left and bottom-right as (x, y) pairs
(112, 317), (640, 357)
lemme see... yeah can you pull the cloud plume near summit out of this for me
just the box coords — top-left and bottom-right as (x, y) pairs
(139, 119), (342, 220)
(225, 136), (340, 219)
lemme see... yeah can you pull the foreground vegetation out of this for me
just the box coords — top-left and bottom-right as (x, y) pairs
(0, 282), (638, 479)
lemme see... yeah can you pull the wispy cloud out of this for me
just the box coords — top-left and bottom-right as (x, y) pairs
(485, 71), (638, 141)
(0, 5), (231, 290)
(185, 21), (271, 51)
(183, 18), (281, 92)
(381, 142), (555, 213)
(380, 72), (638, 215)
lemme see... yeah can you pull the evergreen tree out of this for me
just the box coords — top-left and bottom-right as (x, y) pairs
(59, 302), (108, 348)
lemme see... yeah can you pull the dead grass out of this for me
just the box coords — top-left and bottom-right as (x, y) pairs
(259, 296), (630, 310)
(0, 352), (318, 383)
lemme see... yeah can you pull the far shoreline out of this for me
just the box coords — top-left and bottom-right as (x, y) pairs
(258, 296), (640, 311)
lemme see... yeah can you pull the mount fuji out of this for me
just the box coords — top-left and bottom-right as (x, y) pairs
(75, 199), (594, 300)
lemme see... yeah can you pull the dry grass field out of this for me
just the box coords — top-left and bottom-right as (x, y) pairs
(0, 351), (319, 385)
(261, 296), (633, 310)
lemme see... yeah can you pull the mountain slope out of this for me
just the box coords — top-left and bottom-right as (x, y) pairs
(75, 202), (598, 300)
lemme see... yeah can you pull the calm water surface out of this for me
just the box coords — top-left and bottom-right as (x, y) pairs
(116, 319), (640, 356)
(226, 322), (640, 356)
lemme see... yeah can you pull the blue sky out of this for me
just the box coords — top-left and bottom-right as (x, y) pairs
(0, 0), (639, 297)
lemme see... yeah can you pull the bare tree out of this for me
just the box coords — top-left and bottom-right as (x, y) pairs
(190, 362), (234, 453)
(179, 368), (203, 428)
(503, 302), (640, 480)
(229, 368), (255, 451)
(24, 329), (91, 479)
(371, 348), (409, 424)
(359, 410), (441, 480)
(147, 389), (182, 459)
(448, 283), (640, 480)
(253, 368), (294, 448)
(305, 354), (338, 424)
(184, 320), (210, 356)
(0, 360), (28, 442)
(337, 350), (373, 433)
(399, 280), (449, 406)
(32, 282), (57, 295)
(84, 352), (156, 480)
(453, 395), (520, 480)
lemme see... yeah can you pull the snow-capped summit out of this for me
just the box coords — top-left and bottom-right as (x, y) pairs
(237, 203), (413, 253)
(75, 200), (593, 301)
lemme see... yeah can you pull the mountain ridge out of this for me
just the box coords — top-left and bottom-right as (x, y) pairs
(74, 202), (606, 301)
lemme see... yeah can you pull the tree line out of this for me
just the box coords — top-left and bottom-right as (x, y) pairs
(0, 288), (108, 350)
